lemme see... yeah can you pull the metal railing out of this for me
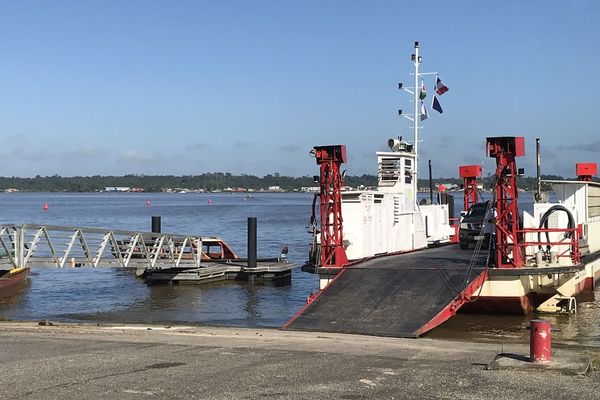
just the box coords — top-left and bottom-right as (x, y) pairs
(517, 227), (581, 265)
(0, 224), (209, 270)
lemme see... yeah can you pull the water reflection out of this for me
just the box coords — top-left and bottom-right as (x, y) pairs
(242, 285), (261, 324)
(0, 279), (31, 308)
(428, 287), (600, 346)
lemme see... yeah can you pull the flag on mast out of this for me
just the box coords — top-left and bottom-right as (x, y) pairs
(419, 80), (426, 100)
(435, 77), (449, 95)
(420, 101), (428, 121)
(432, 96), (443, 114)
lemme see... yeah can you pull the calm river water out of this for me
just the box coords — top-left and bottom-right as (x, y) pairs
(0, 191), (598, 346)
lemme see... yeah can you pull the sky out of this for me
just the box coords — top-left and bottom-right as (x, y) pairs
(0, 0), (599, 178)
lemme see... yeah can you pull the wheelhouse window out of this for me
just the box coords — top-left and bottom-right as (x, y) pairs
(379, 157), (401, 183)
(404, 159), (412, 184)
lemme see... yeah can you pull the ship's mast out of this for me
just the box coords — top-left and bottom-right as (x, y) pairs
(400, 41), (437, 206)
(412, 41), (421, 198)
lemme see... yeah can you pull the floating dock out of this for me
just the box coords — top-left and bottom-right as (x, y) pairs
(0, 221), (296, 288)
(284, 245), (487, 337)
(144, 259), (295, 285)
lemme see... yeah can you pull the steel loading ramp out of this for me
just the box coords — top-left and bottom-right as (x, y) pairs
(284, 246), (488, 337)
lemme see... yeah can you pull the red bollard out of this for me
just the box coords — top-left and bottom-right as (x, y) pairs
(530, 319), (551, 363)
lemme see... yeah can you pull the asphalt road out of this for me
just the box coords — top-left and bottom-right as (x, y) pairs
(0, 322), (598, 399)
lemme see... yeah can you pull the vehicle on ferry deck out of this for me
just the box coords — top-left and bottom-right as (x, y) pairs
(459, 201), (493, 249)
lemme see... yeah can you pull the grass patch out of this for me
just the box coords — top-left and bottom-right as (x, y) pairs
(587, 349), (600, 371)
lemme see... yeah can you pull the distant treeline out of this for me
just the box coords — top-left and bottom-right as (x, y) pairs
(0, 173), (377, 192)
(418, 174), (598, 191)
(0, 173), (590, 192)
(419, 175), (576, 191)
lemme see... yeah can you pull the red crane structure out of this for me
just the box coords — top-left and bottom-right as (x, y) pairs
(458, 164), (482, 212)
(486, 136), (525, 268)
(576, 163), (597, 182)
(313, 145), (349, 268)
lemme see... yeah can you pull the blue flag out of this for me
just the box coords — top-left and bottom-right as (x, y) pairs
(432, 96), (443, 114)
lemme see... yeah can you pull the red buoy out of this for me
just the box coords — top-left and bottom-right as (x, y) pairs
(146, 200), (151, 206)
(42, 203), (49, 211)
(530, 319), (551, 363)
(208, 198), (213, 204)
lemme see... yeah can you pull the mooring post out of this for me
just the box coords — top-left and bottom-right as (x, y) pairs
(151, 216), (161, 233)
(428, 159), (434, 204)
(535, 138), (542, 202)
(248, 217), (257, 268)
(530, 319), (552, 363)
(15, 226), (25, 268)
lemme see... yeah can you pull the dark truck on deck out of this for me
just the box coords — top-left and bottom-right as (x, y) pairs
(459, 201), (493, 250)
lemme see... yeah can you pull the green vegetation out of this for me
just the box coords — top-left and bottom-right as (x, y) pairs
(0, 173), (591, 193)
(0, 173), (341, 192)
(419, 175), (573, 191)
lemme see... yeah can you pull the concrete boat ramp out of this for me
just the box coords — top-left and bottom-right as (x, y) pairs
(1, 322), (598, 399)
(285, 245), (488, 337)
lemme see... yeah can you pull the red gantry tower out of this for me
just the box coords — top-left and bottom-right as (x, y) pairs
(576, 163), (597, 182)
(486, 136), (525, 268)
(459, 164), (482, 212)
(313, 145), (349, 268)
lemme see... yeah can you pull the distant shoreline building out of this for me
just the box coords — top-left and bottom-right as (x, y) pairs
(301, 186), (320, 193)
(103, 187), (130, 192)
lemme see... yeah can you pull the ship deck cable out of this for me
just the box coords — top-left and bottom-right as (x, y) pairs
(284, 245), (488, 337)
(464, 177), (496, 289)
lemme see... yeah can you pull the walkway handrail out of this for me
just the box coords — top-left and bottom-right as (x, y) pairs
(0, 223), (212, 270)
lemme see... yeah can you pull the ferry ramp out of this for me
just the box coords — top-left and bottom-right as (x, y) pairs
(284, 245), (488, 338)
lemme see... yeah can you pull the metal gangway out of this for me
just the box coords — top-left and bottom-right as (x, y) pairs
(0, 224), (209, 271)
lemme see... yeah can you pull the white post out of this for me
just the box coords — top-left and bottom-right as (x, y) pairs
(412, 41), (421, 208)
(15, 227), (25, 268)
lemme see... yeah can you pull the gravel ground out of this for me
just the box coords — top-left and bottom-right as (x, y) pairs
(0, 322), (598, 400)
